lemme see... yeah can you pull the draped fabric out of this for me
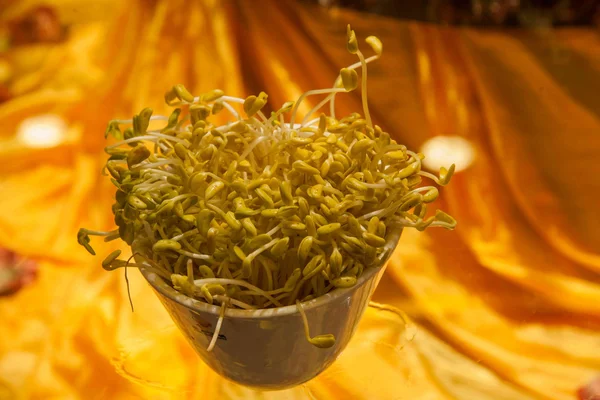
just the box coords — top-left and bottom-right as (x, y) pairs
(0, 0), (598, 399)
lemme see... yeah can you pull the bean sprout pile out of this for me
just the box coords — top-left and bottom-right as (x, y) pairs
(78, 26), (456, 350)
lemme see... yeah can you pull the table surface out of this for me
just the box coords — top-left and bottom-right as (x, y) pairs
(0, 1), (599, 399)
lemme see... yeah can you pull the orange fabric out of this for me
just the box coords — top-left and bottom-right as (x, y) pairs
(0, 0), (599, 399)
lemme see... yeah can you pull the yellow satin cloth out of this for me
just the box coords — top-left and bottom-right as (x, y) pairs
(1, 1), (599, 399)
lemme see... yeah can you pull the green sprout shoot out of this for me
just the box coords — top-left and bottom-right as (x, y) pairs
(78, 26), (456, 350)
